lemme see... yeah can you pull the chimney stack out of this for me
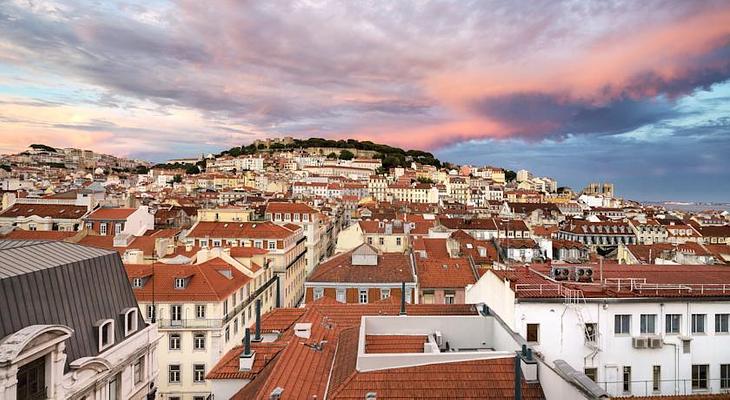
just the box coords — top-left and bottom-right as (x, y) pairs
(239, 328), (255, 371)
(253, 298), (263, 342)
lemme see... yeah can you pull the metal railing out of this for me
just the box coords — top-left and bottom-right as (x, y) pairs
(599, 378), (730, 397)
(157, 318), (223, 329)
(514, 283), (586, 304)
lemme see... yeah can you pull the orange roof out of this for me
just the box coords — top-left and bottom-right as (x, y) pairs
(206, 341), (286, 380)
(416, 257), (477, 289)
(187, 221), (300, 239)
(265, 202), (318, 214)
(365, 335), (427, 354)
(1, 230), (77, 240)
(0, 203), (88, 219)
(87, 207), (137, 220)
(307, 247), (414, 284)
(233, 301), (477, 400)
(125, 258), (252, 302)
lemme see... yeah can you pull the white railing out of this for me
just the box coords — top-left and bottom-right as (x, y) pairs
(514, 283), (586, 304)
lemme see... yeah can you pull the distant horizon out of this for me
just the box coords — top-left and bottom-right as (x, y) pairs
(2, 139), (727, 205)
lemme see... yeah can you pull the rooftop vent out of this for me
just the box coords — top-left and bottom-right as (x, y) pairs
(270, 387), (284, 400)
(365, 393), (377, 400)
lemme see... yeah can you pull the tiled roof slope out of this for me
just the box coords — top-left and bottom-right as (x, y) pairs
(307, 247), (414, 283)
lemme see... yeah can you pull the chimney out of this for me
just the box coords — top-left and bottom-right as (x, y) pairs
(400, 282), (406, 315)
(253, 298), (263, 342)
(514, 353), (522, 400)
(239, 328), (255, 371)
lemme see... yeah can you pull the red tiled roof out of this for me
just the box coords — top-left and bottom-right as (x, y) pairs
(365, 335), (427, 353)
(206, 341), (287, 379)
(187, 221), (299, 239)
(0, 203), (88, 219)
(232, 301), (477, 400)
(1, 230), (77, 240)
(87, 207), (137, 220)
(416, 257), (476, 289)
(307, 246), (414, 284)
(125, 258), (252, 301)
(265, 201), (318, 215)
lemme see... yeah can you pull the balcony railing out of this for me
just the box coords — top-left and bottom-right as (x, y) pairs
(157, 318), (223, 329)
(599, 378), (730, 397)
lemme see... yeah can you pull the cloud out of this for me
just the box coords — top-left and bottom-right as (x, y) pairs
(0, 0), (729, 204)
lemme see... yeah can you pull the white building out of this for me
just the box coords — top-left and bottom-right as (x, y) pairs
(125, 250), (276, 400)
(469, 263), (730, 397)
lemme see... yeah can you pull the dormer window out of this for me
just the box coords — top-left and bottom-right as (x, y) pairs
(174, 278), (187, 289)
(132, 277), (144, 288)
(122, 308), (139, 336)
(100, 223), (108, 235)
(96, 319), (115, 352)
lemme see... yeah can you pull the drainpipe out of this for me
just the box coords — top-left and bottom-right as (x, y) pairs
(514, 352), (522, 400)
(400, 282), (406, 315)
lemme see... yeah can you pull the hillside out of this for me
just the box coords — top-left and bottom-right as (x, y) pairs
(219, 137), (443, 169)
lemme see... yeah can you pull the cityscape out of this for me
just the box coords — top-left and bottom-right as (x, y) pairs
(1, 1), (730, 400)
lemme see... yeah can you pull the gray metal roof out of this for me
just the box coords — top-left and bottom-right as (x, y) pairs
(0, 240), (115, 278)
(0, 240), (144, 372)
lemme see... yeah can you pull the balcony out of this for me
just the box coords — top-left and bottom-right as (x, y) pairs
(157, 318), (223, 329)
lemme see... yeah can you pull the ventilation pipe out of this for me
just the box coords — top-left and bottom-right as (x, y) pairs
(400, 282), (406, 315)
(253, 298), (263, 342)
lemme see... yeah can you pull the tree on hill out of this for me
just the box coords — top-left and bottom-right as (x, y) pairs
(504, 169), (517, 182)
(326, 152), (337, 159)
(338, 149), (355, 160)
(172, 174), (182, 183)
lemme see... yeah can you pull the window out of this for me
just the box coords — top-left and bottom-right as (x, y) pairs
(169, 334), (181, 350)
(193, 364), (205, 383)
(115, 223), (122, 234)
(692, 314), (706, 334)
(444, 290), (455, 304)
(174, 278), (186, 289)
(212, 239), (221, 247)
(98, 320), (114, 351)
(380, 288), (390, 300)
(623, 366), (631, 393)
(100, 223), (107, 235)
(225, 325), (230, 342)
(396, 237), (402, 246)
(615, 315), (631, 335)
(652, 366), (661, 392)
(666, 314), (681, 334)
(168, 365), (180, 383)
(692, 364), (709, 390)
(583, 368), (597, 382)
(28, 223), (37, 231)
(194, 333), (205, 350)
(584, 323), (597, 342)
(721, 364), (730, 389)
(133, 357), (144, 385)
(716, 313), (729, 333)
(313, 287), (324, 300)
(223, 300), (228, 317)
(367, 237), (373, 245)
(108, 373), (119, 400)
(379, 237), (384, 245)
(132, 278), (143, 288)
(254, 240), (263, 248)
(124, 308), (138, 336)
(336, 289), (345, 303)
(195, 304), (206, 319)
(526, 323), (540, 343)
(640, 314), (656, 335)
(146, 305), (155, 321)
(171, 305), (182, 322)
(359, 289), (368, 304)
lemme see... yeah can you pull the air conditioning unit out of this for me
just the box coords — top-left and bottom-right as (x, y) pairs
(575, 267), (594, 282)
(632, 337), (648, 349)
(551, 267), (570, 281)
(648, 337), (663, 349)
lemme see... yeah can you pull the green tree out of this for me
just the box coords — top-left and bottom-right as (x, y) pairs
(173, 174), (183, 183)
(339, 149), (355, 160)
(504, 169), (517, 182)
(326, 152), (338, 159)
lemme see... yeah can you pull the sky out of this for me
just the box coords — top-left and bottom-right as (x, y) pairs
(0, 0), (729, 202)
